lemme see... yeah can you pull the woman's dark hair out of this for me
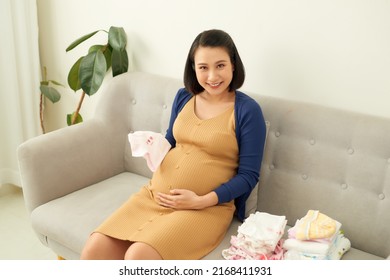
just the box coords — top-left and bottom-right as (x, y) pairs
(183, 29), (245, 94)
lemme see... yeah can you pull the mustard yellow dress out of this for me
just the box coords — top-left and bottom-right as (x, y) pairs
(95, 97), (239, 259)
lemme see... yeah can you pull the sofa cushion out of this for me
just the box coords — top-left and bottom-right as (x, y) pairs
(341, 248), (383, 260)
(30, 172), (149, 254)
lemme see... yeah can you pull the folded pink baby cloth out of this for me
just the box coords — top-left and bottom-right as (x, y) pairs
(128, 131), (171, 172)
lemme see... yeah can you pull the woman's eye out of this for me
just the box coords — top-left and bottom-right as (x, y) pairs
(217, 64), (225, 69)
(199, 66), (207, 70)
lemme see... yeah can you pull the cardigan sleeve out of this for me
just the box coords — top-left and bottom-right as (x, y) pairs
(213, 94), (267, 221)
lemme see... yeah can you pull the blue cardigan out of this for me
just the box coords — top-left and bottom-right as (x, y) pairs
(165, 88), (267, 221)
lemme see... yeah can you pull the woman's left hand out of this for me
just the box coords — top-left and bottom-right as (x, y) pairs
(156, 189), (218, 210)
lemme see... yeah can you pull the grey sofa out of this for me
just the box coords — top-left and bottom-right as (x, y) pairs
(18, 72), (390, 260)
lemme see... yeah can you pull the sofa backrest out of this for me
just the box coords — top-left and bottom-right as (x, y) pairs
(255, 94), (390, 258)
(96, 72), (183, 178)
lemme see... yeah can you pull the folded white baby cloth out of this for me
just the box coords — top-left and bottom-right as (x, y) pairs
(283, 232), (342, 255)
(237, 212), (287, 252)
(283, 233), (351, 260)
(128, 131), (171, 172)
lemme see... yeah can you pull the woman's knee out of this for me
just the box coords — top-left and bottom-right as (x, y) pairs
(80, 232), (129, 260)
(80, 233), (105, 259)
(125, 242), (162, 260)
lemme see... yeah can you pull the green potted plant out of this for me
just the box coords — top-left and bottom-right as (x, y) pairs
(66, 26), (128, 125)
(39, 66), (64, 133)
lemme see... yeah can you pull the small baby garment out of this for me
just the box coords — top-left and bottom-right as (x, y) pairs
(293, 210), (337, 240)
(128, 131), (171, 172)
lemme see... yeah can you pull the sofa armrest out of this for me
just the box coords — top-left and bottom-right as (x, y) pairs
(18, 119), (126, 213)
(387, 255), (390, 260)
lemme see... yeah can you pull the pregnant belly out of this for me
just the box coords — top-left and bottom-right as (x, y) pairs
(149, 146), (237, 196)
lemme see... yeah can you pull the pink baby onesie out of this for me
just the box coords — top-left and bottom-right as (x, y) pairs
(128, 131), (171, 172)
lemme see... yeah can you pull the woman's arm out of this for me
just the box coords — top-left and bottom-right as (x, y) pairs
(214, 95), (267, 220)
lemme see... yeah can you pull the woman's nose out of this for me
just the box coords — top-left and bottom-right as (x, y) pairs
(208, 69), (218, 80)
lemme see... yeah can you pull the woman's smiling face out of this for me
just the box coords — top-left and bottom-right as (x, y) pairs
(194, 46), (234, 96)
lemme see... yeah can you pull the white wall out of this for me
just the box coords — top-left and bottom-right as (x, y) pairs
(37, 0), (390, 132)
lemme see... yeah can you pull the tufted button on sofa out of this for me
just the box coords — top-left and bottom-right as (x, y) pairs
(18, 72), (390, 260)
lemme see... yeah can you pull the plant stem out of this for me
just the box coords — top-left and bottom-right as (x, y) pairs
(71, 90), (86, 125)
(40, 66), (48, 134)
(39, 93), (45, 134)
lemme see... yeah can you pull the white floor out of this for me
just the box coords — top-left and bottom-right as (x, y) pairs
(0, 184), (57, 260)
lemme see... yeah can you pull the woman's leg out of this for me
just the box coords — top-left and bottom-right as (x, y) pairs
(80, 232), (131, 260)
(125, 242), (163, 260)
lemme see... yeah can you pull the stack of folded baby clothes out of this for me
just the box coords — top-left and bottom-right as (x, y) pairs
(283, 210), (351, 260)
(222, 212), (287, 260)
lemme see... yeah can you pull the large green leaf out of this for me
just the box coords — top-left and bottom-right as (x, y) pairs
(88, 44), (104, 53)
(68, 56), (84, 91)
(103, 46), (112, 70)
(108, 26), (127, 50)
(66, 30), (103, 52)
(79, 50), (107, 95)
(89, 44), (112, 69)
(111, 48), (129, 77)
(67, 112), (83, 126)
(40, 85), (61, 103)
